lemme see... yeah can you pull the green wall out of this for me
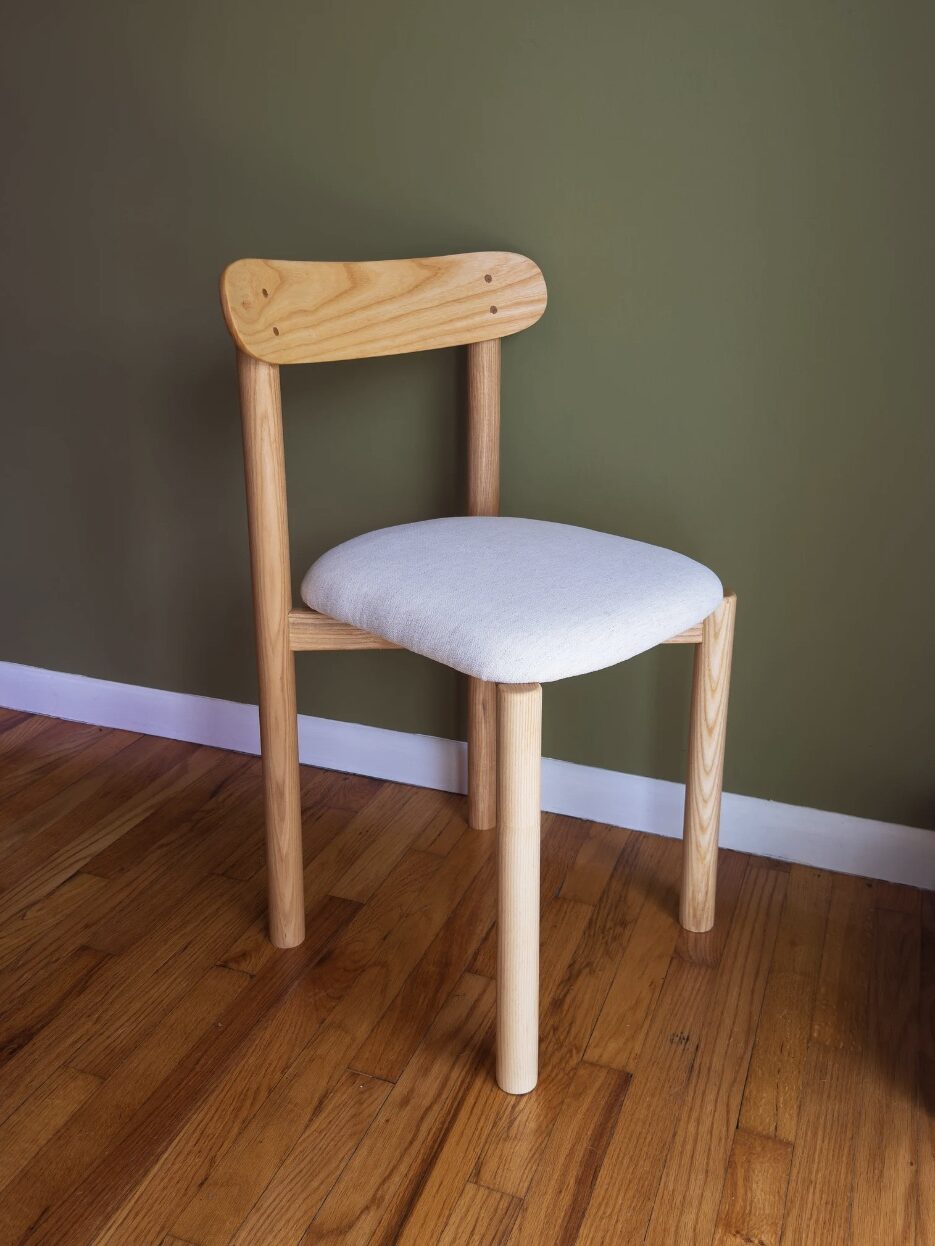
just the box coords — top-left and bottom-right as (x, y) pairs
(2, 1), (933, 828)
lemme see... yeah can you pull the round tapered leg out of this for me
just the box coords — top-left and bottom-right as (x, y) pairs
(496, 682), (542, 1094)
(681, 593), (736, 933)
(239, 351), (305, 949)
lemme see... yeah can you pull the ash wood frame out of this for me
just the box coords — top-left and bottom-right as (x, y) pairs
(224, 251), (735, 1094)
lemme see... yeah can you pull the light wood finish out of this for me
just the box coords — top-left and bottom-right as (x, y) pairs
(468, 678), (497, 832)
(467, 337), (501, 516)
(221, 251), (546, 365)
(681, 591), (737, 932)
(288, 608), (401, 651)
(289, 605), (701, 654)
(226, 245), (708, 965)
(0, 716), (928, 1244)
(667, 622), (703, 643)
(465, 336), (501, 831)
(496, 683), (542, 1095)
(238, 351), (304, 947)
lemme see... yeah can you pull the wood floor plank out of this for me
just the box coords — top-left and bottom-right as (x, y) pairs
(80, 762), (272, 959)
(873, 878), (921, 914)
(0, 716), (927, 1246)
(410, 790), (469, 856)
(302, 973), (496, 1246)
(67, 876), (265, 1078)
(0, 706), (28, 735)
(0, 718), (121, 809)
(584, 833), (682, 1071)
(0, 711), (60, 762)
(88, 835), (492, 1246)
(780, 873), (876, 1245)
(474, 831), (650, 1198)
(385, 894), (593, 1246)
(220, 780), (428, 978)
(849, 906), (920, 1245)
(0, 944), (111, 1063)
(712, 1129), (792, 1246)
(675, 847), (749, 967)
(350, 852), (497, 1081)
(919, 892), (935, 1246)
(810, 873), (875, 1049)
(0, 733), (193, 886)
(388, 892), (595, 1246)
(779, 1043), (859, 1246)
(0, 1064), (101, 1195)
(437, 1184), (521, 1246)
(643, 866), (787, 1246)
(75, 762), (357, 970)
(214, 768), (384, 883)
(0, 725), (139, 861)
(0, 761), (261, 1004)
(507, 1062), (629, 1245)
(81, 749), (250, 879)
(738, 865), (832, 1140)
(0, 872), (107, 973)
(574, 957), (711, 1245)
(0, 871), (260, 1123)
(18, 897), (359, 1246)
(0, 965), (251, 1246)
(0, 737), (213, 924)
(559, 822), (632, 905)
(329, 784), (449, 903)
(222, 1071), (392, 1246)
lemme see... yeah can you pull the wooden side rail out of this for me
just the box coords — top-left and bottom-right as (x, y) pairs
(289, 609), (402, 651)
(288, 607), (703, 653)
(665, 624), (703, 644)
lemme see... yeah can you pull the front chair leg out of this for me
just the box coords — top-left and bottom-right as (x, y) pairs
(680, 592), (737, 933)
(496, 682), (542, 1094)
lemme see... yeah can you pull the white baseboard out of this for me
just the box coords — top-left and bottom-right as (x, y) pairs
(1, 658), (932, 890)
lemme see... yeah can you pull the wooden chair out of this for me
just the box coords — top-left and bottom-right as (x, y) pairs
(220, 251), (736, 1095)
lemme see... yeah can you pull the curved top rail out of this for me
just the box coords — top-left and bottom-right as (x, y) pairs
(220, 251), (547, 364)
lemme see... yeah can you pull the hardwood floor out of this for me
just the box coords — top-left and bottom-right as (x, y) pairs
(0, 706), (929, 1244)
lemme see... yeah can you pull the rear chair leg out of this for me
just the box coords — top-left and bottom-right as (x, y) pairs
(239, 350), (306, 950)
(496, 682), (542, 1094)
(257, 649), (305, 948)
(680, 592), (737, 933)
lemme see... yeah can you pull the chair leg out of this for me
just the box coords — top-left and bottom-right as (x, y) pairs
(680, 592), (737, 933)
(257, 648), (305, 948)
(468, 677), (497, 830)
(496, 682), (542, 1094)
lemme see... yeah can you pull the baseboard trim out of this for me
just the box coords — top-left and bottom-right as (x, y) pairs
(1, 658), (932, 889)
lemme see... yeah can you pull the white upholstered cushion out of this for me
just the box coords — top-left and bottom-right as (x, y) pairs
(301, 517), (723, 684)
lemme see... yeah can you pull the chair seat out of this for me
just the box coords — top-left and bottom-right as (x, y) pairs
(300, 516), (723, 684)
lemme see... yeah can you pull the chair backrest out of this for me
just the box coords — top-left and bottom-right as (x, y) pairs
(222, 250), (547, 699)
(220, 251), (547, 363)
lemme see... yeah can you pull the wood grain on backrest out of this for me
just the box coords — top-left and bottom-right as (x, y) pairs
(220, 251), (547, 364)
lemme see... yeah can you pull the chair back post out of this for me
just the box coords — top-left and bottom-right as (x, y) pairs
(467, 337), (501, 516)
(237, 349), (305, 947)
(466, 337), (501, 830)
